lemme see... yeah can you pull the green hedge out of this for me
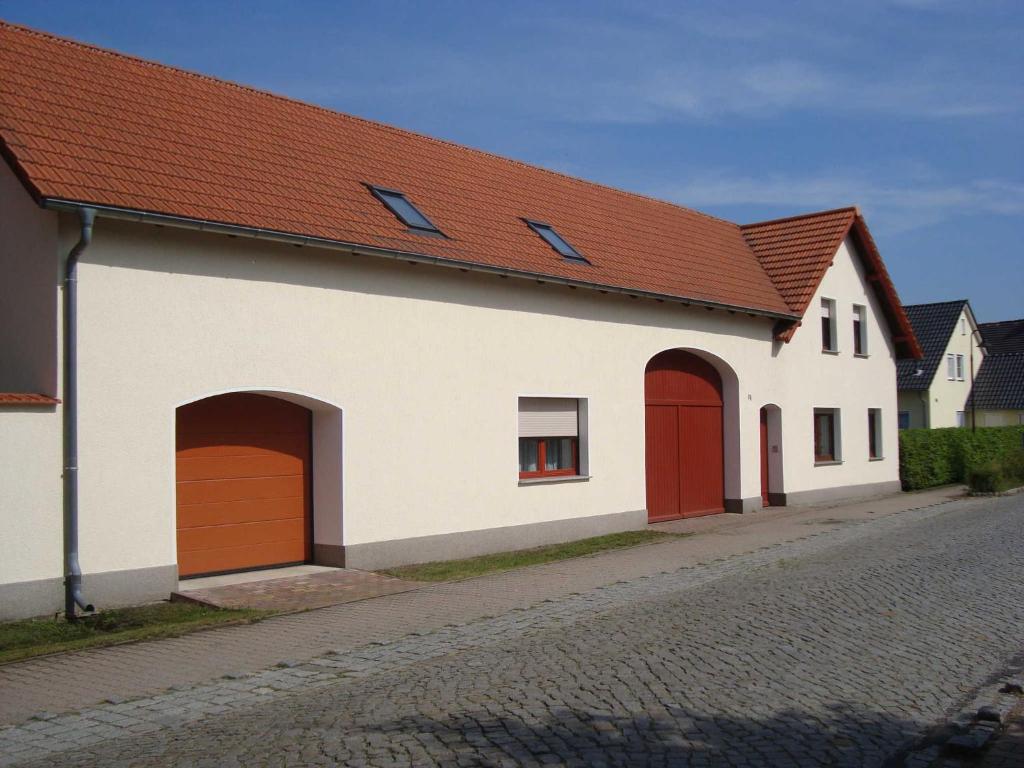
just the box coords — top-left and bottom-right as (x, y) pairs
(898, 425), (1024, 491)
(966, 450), (1024, 493)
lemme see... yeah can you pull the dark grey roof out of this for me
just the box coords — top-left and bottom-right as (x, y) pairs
(967, 353), (1024, 410)
(979, 319), (1024, 356)
(896, 300), (968, 390)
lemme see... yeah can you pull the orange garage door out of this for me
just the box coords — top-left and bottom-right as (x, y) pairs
(176, 393), (312, 577)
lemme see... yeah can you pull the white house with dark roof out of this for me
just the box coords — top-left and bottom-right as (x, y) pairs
(896, 300), (985, 429)
(0, 22), (921, 620)
(968, 319), (1024, 426)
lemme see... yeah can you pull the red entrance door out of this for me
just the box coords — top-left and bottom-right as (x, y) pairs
(760, 407), (770, 506)
(645, 350), (724, 522)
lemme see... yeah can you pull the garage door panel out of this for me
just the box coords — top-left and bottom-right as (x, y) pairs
(177, 497), (306, 529)
(176, 452), (305, 482)
(679, 405), (724, 517)
(176, 433), (309, 458)
(645, 405), (680, 521)
(178, 541), (306, 578)
(176, 475), (304, 506)
(177, 518), (306, 552)
(176, 393), (311, 577)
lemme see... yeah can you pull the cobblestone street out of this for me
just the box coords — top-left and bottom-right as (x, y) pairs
(4, 494), (1023, 767)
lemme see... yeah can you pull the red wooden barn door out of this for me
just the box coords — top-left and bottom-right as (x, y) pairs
(645, 350), (725, 522)
(760, 407), (770, 506)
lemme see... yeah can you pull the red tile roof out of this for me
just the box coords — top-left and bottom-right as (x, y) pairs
(0, 21), (920, 358)
(0, 21), (791, 317)
(0, 393), (60, 406)
(741, 208), (858, 314)
(742, 208), (922, 358)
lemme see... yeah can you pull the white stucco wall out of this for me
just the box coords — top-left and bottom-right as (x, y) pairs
(769, 237), (901, 496)
(0, 160), (59, 394)
(0, 162), (64, 594)
(926, 307), (984, 428)
(977, 409), (1024, 427)
(897, 390), (928, 430)
(2, 203), (904, 587)
(0, 409), (63, 586)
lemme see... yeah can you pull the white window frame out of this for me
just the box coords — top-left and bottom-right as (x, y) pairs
(868, 408), (883, 460)
(852, 304), (868, 357)
(955, 354), (965, 381)
(956, 411), (966, 428)
(516, 394), (590, 483)
(821, 298), (838, 353)
(898, 411), (910, 430)
(946, 354), (956, 380)
(960, 317), (966, 335)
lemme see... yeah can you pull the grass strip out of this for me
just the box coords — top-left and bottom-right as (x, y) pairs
(0, 602), (270, 664)
(380, 529), (691, 582)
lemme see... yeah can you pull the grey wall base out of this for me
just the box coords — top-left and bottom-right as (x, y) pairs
(0, 564), (178, 622)
(342, 508), (648, 571)
(724, 496), (762, 514)
(312, 543), (345, 568)
(772, 480), (902, 508)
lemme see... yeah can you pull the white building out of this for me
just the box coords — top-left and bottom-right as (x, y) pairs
(0, 22), (921, 620)
(896, 300), (984, 429)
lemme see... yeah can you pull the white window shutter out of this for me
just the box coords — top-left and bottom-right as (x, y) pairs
(518, 398), (578, 437)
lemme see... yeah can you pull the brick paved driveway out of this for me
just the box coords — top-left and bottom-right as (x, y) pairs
(5, 494), (1023, 767)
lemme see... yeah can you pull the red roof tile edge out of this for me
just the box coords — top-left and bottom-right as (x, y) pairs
(0, 20), (796, 319)
(0, 393), (60, 406)
(742, 209), (921, 359)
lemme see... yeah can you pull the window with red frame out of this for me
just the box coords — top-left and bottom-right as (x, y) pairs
(813, 408), (838, 463)
(518, 397), (580, 479)
(519, 436), (578, 478)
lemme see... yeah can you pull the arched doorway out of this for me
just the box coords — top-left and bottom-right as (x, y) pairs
(645, 350), (724, 521)
(760, 404), (783, 507)
(176, 393), (312, 577)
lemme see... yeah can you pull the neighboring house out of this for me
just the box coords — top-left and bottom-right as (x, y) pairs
(896, 301), (984, 429)
(0, 22), (921, 620)
(967, 319), (1024, 426)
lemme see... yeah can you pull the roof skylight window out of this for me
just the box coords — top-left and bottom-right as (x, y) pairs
(368, 186), (442, 235)
(525, 220), (588, 263)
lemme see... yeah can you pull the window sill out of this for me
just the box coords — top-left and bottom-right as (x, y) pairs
(869, 456), (885, 462)
(854, 353), (869, 359)
(814, 460), (843, 467)
(518, 475), (591, 486)
(821, 349), (840, 356)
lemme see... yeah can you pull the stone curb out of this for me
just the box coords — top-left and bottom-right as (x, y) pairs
(903, 658), (1024, 767)
(968, 484), (1024, 498)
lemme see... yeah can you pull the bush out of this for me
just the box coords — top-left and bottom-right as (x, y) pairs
(898, 425), (1024, 491)
(967, 461), (1002, 493)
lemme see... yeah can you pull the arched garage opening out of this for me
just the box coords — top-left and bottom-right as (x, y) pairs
(175, 390), (343, 578)
(645, 349), (737, 521)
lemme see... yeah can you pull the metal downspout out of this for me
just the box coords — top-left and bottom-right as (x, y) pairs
(64, 207), (96, 620)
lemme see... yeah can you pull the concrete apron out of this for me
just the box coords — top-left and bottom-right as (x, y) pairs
(173, 566), (423, 612)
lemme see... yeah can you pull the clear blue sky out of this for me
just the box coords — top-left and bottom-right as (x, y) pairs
(2, 1), (1021, 321)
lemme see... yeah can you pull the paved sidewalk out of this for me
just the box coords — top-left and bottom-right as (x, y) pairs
(0, 486), (966, 727)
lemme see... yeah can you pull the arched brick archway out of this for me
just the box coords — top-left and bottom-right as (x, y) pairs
(644, 349), (725, 521)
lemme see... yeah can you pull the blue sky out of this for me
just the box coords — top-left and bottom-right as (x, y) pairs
(2, 1), (1021, 321)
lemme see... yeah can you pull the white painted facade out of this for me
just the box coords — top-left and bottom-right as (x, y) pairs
(897, 306), (984, 429)
(0, 162), (906, 618)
